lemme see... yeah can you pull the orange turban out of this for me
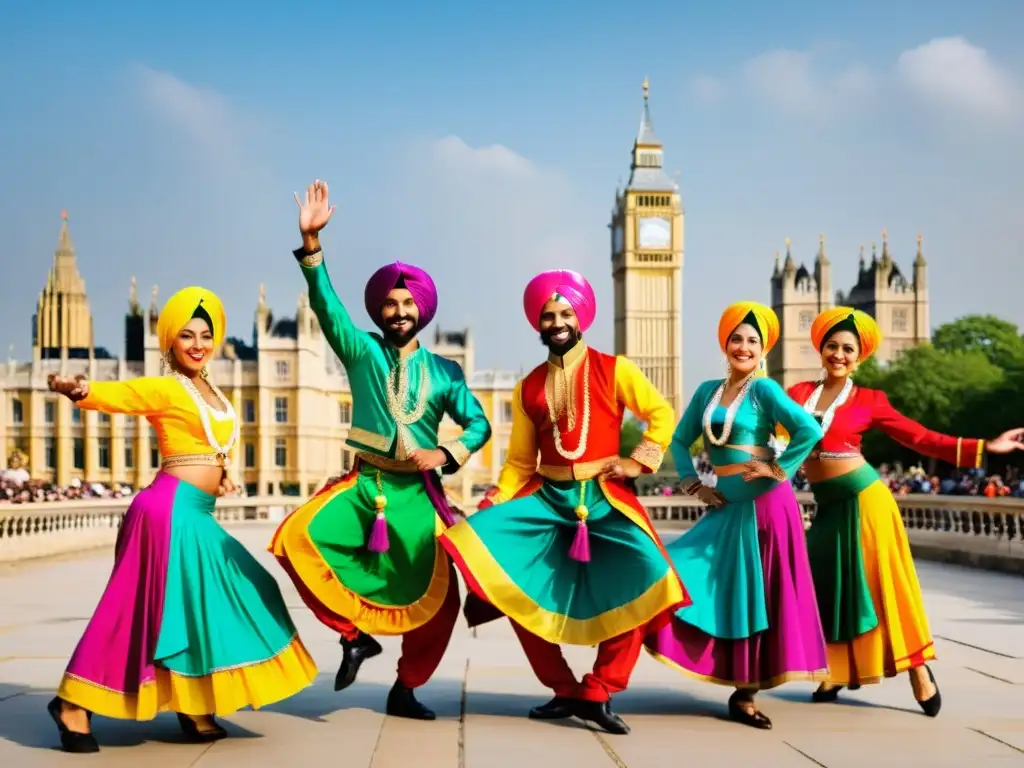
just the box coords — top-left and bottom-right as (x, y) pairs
(717, 301), (780, 354)
(810, 307), (882, 361)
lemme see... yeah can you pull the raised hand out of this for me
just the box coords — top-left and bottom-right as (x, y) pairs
(294, 180), (336, 236)
(986, 428), (1024, 454)
(47, 374), (88, 402)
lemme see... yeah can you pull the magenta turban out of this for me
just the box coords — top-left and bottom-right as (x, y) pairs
(522, 270), (597, 333)
(363, 261), (438, 331)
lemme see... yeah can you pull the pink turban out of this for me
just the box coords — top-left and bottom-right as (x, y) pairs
(364, 262), (438, 331)
(523, 270), (597, 333)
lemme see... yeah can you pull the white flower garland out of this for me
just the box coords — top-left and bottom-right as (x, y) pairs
(702, 374), (755, 446)
(173, 371), (239, 466)
(802, 376), (854, 436)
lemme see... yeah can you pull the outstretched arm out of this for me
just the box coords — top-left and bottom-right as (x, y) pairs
(614, 356), (675, 473)
(438, 365), (493, 475)
(49, 374), (171, 416)
(871, 390), (986, 468)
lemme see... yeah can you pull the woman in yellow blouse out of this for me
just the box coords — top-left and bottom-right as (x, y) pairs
(45, 287), (317, 754)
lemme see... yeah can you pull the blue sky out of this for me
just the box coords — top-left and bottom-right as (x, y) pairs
(2, 1), (1022, 395)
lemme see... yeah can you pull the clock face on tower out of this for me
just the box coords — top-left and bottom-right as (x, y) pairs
(638, 216), (672, 249)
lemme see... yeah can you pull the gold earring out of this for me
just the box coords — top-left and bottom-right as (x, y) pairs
(200, 365), (209, 380)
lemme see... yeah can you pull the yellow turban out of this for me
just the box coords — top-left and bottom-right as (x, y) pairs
(717, 301), (780, 355)
(156, 287), (227, 354)
(810, 307), (882, 361)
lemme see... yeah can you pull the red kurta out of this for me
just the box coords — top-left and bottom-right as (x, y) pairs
(787, 381), (985, 468)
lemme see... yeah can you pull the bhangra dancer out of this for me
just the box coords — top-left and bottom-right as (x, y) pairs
(270, 181), (491, 720)
(47, 288), (318, 754)
(441, 270), (688, 735)
(645, 302), (828, 730)
(786, 307), (1024, 714)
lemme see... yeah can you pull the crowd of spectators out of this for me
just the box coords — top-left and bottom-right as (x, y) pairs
(642, 452), (1024, 499)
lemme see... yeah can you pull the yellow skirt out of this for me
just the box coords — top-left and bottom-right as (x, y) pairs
(809, 471), (935, 686)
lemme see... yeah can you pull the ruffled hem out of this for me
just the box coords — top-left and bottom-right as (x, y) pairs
(57, 636), (318, 720)
(269, 473), (450, 636)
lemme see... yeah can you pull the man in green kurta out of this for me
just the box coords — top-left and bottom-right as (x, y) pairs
(270, 180), (492, 720)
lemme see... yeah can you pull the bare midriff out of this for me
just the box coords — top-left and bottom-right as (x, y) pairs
(803, 454), (866, 484)
(711, 443), (773, 477)
(164, 465), (225, 495)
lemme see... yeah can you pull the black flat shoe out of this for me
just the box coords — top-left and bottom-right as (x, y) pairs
(568, 699), (630, 735)
(176, 713), (228, 742)
(528, 697), (573, 720)
(917, 665), (941, 718)
(335, 633), (383, 692)
(727, 691), (772, 730)
(385, 681), (436, 721)
(811, 684), (844, 703)
(47, 697), (100, 754)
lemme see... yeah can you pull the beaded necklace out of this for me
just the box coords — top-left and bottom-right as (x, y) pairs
(545, 354), (591, 461)
(802, 377), (854, 436)
(702, 374), (755, 446)
(172, 371), (239, 467)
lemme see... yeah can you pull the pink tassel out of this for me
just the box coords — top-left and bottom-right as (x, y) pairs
(368, 511), (390, 553)
(569, 520), (591, 562)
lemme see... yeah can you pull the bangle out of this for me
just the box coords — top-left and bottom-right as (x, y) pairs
(684, 481), (703, 495)
(767, 460), (787, 482)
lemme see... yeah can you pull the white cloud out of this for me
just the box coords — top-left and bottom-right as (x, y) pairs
(896, 37), (1020, 120)
(740, 49), (874, 117)
(131, 64), (237, 153)
(387, 136), (607, 365)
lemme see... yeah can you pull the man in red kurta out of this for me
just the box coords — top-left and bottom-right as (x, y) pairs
(441, 270), (688, 735)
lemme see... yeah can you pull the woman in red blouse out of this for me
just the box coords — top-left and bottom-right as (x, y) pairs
(786, 307), (1024, 715)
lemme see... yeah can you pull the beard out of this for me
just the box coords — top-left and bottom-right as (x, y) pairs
(383, 315), (418, 347)
(540, 326), (583, 357)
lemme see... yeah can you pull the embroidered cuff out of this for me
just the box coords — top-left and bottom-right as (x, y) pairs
(975, 440), (985, 469)
(292, 246), (323, 268)
(440, 438), (471, 467)
(630, 438), (665, 473)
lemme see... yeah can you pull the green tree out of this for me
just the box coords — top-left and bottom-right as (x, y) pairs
(932, 315), (1024, 370)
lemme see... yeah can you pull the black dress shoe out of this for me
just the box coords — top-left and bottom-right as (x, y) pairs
(528, 697), (573, 720)
(917, 665), (941, 718)
(568, 700), (630, 735)
(811, 683), (844, 703)
(386, 681), (437, 720)
(47, 697), (100, 754)
(176, 713), (228, 742)
(334, 632), (383, 692)
(727, 691), (773, 730)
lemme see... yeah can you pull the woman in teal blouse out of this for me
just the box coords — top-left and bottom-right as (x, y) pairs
(645, 301), (828, 730)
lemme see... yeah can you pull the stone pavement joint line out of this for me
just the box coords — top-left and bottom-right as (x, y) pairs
(2, 525), (1024, 767)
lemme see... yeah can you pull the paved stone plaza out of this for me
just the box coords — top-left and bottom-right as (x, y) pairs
(1, 526), (1023, 767)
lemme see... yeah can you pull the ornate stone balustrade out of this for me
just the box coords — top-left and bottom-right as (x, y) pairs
(639, 492), (1024, 574)
(0, 496), (300, 563)
(3, 493), (1023, 572)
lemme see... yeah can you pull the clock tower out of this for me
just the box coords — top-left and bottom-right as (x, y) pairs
(610, 78), (684, 417)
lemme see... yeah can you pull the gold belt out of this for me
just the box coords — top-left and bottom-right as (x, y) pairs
(161, 453), (228, 469)
(537, 455), (618, 482)
(357, 452), (422, 474)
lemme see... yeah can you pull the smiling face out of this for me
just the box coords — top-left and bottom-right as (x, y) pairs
(380, 287), (420, 347)
(820, 329), (860, 379)
(725, 322), (763, 377)
(171, 317), (214, 375)
(538, 298), (582, 356)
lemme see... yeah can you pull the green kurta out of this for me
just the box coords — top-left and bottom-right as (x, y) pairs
(269, 247), (492, 635)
